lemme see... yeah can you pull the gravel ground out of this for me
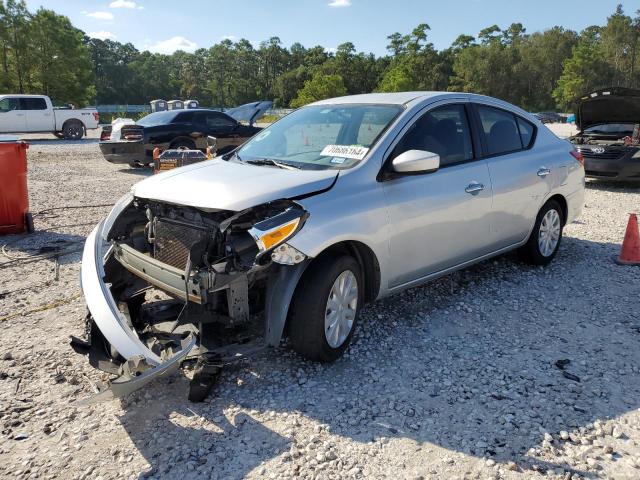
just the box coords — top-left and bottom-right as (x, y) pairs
(1, 132), (639, 480)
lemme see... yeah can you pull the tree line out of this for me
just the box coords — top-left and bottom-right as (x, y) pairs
(1, 0), (639, 112)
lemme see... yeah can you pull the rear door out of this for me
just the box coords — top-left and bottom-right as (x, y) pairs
(0, 97), (26, 132)
(382, 101), (494, 288)
(22, 97), (53, 131)
(472, 103), (553, 249)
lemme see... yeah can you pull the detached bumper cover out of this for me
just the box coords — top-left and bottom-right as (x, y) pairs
(79, 224), (195, 401)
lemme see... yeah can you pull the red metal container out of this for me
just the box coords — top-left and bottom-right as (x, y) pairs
(0, 137), (32, 235)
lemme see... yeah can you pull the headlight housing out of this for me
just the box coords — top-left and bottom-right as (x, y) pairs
(248, 208), (306, 254)
(101, 192), (134, 241)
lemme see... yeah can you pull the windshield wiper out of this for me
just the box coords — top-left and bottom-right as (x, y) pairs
(244, 158), (302, 170)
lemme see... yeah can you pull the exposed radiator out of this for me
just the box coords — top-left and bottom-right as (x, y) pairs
(153, 219), (208, 270)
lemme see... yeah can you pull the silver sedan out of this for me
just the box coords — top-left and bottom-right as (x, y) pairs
(77, 92), (585, 401)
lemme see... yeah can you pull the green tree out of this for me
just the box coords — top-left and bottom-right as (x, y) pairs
(30, 8), (95, 104)
(290, 73), (347, 107)
(553, 27), (612, 109)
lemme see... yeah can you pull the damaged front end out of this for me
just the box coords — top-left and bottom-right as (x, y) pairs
(73, 192), (310, 402)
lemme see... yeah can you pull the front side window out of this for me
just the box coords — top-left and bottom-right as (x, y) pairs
(237, 104), (401, 170)
(0, 98), (20, 112)
(477, 105), (524, 155)
(21, 97), (47, 110)
(392, 104), (474, 167)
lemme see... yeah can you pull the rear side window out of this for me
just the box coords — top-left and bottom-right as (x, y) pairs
(173, 112), (194, 123)
(21, 97), (47, 110)
(516, 117), (535, 148)
(477, 105), (522, 155)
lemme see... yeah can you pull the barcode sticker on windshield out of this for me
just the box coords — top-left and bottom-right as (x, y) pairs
(320, 145), (369, 160)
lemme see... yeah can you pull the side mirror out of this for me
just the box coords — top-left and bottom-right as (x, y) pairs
(391, 149), (440, 174)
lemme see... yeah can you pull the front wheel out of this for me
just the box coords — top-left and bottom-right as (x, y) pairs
(519, 200), (564, 265)
(288, 254), (363, 362)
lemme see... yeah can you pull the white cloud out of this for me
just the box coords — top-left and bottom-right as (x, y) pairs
(109, 0), (136, 7)
(148, 36), (197, 54)
(328, 0), (351, 6)
(88, 31), (117, 41)
(86, 11), (114, 20)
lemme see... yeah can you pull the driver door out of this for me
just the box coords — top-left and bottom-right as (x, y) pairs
(382, 101), (494, 288)
(196, 112), (241, 153)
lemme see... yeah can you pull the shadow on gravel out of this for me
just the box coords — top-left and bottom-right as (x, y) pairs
(586, 179), (640, 191)
(1, 231), (86, 267)
(18, 138), (99, 145)
(118, 167), (153, 177)
(109, 235), (639, 479)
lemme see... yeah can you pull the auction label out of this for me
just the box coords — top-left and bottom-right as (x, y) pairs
(320, 145), (369, 160)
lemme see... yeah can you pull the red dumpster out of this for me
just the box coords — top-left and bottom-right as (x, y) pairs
(0, 137), (32, 235)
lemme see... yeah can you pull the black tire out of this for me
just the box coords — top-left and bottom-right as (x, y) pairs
(170, 139), (195, 150)
(63, 121), (84, 140)
(519, 200), (564, 265)
(127, 161), (145, 169)
(288, 254), (363, 362)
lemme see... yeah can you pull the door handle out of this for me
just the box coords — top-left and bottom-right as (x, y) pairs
(537, 167), (551, 177)
(465, 182), (485, 194)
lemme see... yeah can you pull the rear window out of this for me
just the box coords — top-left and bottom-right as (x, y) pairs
(137, 111), (179, 127)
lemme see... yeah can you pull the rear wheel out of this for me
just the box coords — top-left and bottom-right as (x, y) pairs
(63, 121), (84, 140)
(519, 200), (564, 265)
(288, 254), (362, 362)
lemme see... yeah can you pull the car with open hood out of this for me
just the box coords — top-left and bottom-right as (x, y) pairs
(98, 101), (272, 168)
(74, 92), (585, 403)
(569, 88), (640, 181)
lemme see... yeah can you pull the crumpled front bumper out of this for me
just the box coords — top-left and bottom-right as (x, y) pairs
(78, 223), (195, 403)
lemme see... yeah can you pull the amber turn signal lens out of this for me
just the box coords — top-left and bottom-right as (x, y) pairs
(258, 219), (300, 251)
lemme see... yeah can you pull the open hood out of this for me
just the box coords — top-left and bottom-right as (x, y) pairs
(577, 87), (640, 131)
(133, 158), (337, 211)
(225, 101), (273, 125)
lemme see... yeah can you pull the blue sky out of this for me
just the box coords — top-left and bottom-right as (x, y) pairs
(25, 0), (637, 55)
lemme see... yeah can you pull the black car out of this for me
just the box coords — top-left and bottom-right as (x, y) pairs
(533, 111), (564, 124)
(569, 88), (640, 181)
(99, 101), (271, 167)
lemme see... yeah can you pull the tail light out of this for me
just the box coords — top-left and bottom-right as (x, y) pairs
(99, 129), (111, 141)
(570, 149), (584, 166)
(93, 112), (100, 122)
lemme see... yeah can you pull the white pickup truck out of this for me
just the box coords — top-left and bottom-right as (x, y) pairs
(0, 94), (99, 140)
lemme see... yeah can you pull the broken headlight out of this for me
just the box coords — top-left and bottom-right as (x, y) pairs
(101, 191), (134, 241)
(248, 208), (306, 254)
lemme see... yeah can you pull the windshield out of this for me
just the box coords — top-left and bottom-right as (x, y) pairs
(137, 111), (178, 127)
(584, 123), (635, 135)
(236, 104), (402, 170)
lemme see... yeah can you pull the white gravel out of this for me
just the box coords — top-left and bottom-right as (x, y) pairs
(1, 133), (640, 480)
